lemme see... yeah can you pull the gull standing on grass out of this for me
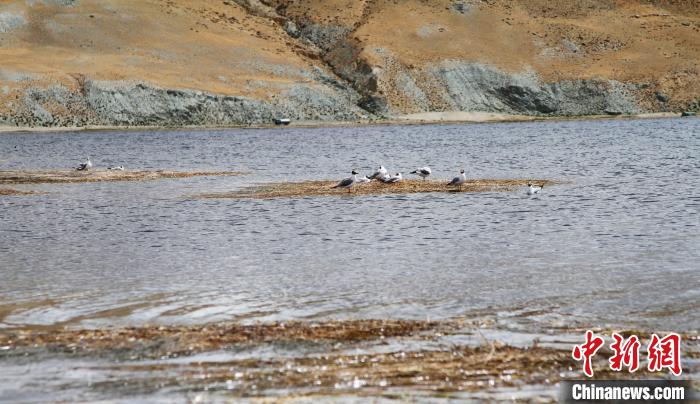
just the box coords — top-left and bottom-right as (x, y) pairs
(368, 165), (388, 180)
(76, 157), (92, 171)
(527, 183), (543, 195)
(356, 175), (371, 184)
(383, 172), (403, 183)
(410, 166), (432, 181)
(447, 169), (466, 188)
(332, 170), (359, 192)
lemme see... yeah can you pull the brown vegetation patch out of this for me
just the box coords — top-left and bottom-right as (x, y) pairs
(92, 345), (576, 396)
(0, 188), (38, 196)
(1, 320), (692, 397)
(0, 320), (452, 358)
(0, 319), (576, 396)
(0, 169), (241, 184)
(199, 179), (556, 199)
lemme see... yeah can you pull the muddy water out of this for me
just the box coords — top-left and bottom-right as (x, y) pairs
(0, 118), (699, 400)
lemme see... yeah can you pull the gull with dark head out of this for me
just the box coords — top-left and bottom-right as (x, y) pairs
(76, 157), (92, 171)
(410, 166), (432, 181)
(527, 183), (543, 195)
(368, 165), (388, 180)
(332, 170), (359, 192)
(447, 169), (466, 188)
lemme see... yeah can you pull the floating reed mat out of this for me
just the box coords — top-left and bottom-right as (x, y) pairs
(0, 169), (242, 184)
(1, 320), (664, 393)
(0, 188), (38, 196)
(198, 179), (556, 199)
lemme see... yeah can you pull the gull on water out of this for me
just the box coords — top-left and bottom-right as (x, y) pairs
(76, 157), (92, 171)
(332, 170), (359, 192)
(383, 172), (403, 183)
(527, 183), (543, 195)
(447, 169), (466, 188)
(410, 166), (432, 181)
(368, 165), (388, 180)
(108, 165), (125, 171)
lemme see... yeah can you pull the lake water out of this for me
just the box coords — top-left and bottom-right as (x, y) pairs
(1, 118), (699, 333)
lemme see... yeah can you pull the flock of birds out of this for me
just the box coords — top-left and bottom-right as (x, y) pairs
(74, 157), (543, 195)
(75, 157), (123, 171)
(333, 165), (543, 195)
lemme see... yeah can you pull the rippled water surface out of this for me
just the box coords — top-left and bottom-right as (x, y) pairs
(1, 118), (699, 331)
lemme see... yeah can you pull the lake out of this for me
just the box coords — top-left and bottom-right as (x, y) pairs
(1, 118), (699, 330)
(0, 117), (698, 399)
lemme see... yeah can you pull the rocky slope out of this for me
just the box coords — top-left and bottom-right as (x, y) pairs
(0, 0), (698, 127)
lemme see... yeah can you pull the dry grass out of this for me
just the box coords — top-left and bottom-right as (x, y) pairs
(0, 320), (453, 358)
(1, 320), (693, 397)
(0, 169), (241, 184)
(92, 345), (576, 396)
(0, 319), (573, 395)
(199, 179), (555, 199)
(0, 188), (38, 196)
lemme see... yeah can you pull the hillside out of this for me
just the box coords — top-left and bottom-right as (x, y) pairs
(0, 0), (698, 127)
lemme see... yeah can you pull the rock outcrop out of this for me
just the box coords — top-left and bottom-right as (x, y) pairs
(3, 79), (369, 127)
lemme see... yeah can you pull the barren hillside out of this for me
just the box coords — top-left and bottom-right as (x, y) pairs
(0, 0), (698, 127)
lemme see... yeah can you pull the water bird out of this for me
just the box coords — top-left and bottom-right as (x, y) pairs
(377, 173), (391, 182)
(108, 165), (124, 171)
(368, 165), (388, 180)
(76, 157), (92, 171)
(332, 170), (359, 192)
(410, 166), (432, 181)
(356, 175), (371, 184)
(447, 169), (466, 188)
(527, 183), (543, 195)
(383, 172), (403, 183)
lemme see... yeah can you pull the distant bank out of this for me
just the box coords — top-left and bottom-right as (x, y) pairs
(0, 112), (690, 135)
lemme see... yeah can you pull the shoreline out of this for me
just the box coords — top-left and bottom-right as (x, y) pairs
(0, 112), (687, 135)
(1, 319), (696, 400)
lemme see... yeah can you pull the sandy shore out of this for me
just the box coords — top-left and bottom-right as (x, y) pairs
(0, 169), (241, 184)
(198, 179), (556, 199)
(0, 112), (688, 134)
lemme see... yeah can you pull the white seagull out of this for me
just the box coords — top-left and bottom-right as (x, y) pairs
(108, 165), (125, 171)
(383, 172), (403, 183)
(447, 169), (467, 188)
(76, 157), (92, 171)
(377, 173), (391, 182)
(368, 165), (388, 180)
(410, 166), (432, 181)
(332, 170), (359, 192)
(356, 175), (371, 184)
(527, 183), (543, 195)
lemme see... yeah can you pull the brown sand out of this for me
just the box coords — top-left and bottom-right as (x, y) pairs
(198, 179), (556, 199)
(0, 169), (241, 184)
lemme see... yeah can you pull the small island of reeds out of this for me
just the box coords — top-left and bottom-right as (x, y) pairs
(0, 169), (242, 185)
(198, 179), (556, 199)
